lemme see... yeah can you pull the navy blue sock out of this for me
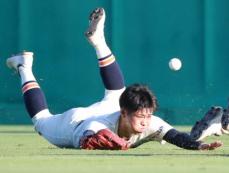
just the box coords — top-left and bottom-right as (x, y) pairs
(98, 54), (125, 90)
(22, 81), (48, 118)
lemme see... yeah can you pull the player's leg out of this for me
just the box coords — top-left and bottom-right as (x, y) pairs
(6, 52), (51, 122)
(6, 52), (75, 147)
(85, 7), (125, 91)
(82, 8), (125, 115)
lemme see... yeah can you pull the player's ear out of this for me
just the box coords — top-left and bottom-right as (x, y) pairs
(121, 109), (128, 117)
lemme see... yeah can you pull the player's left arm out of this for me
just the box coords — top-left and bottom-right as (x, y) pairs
(163, 128), (223, 150)
(151, 116), (222, 150)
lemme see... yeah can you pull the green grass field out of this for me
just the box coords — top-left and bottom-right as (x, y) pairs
(0, 125), (229, 173)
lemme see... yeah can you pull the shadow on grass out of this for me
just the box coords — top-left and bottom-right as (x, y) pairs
(41, 152), (229, 157)
(0, 130), (34, 134)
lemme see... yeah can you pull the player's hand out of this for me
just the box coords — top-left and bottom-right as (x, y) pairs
(198, 141), (223, 150)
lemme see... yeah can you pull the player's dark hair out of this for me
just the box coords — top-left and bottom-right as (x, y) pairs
(119, 84), (158, 114)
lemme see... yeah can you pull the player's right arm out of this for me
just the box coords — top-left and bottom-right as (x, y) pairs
(80, 128), (129, 150)
(78, 120), (129, 150)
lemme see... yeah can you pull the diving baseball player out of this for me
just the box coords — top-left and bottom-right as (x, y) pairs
(6, 8), (224, 150)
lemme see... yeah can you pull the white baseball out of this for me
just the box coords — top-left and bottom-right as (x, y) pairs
(169, 58), (182, 71)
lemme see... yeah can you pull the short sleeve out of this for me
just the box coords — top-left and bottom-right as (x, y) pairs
(83, 121), (108, 135)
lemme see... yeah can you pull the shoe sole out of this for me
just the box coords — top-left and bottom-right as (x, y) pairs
(85, 8), (104, 37)
(190, 106), (223, 141)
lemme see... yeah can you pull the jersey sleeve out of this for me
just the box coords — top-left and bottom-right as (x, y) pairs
(150, 116), (173, 139)
(82, 120), (109, 137)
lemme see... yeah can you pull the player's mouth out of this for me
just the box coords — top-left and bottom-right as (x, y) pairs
(135, 127), (146, 133)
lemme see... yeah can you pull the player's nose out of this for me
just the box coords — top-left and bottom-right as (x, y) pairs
(140, 119), (147, 126)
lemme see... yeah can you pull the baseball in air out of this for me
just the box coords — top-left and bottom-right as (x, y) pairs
(169, 58), (182, 71)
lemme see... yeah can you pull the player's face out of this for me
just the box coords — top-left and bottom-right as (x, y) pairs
(127, 108), (152, 134)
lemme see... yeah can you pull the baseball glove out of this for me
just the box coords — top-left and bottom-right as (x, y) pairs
(80, 128), (129, 150)
(190, 106), (223, 141)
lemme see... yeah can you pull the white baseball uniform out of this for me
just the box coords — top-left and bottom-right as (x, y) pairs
(31, 88), (172, 148)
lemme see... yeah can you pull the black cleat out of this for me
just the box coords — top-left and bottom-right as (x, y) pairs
(221, 101), (229, 131)
(190, 106), (223, 141)
(85, 7), (105, 38)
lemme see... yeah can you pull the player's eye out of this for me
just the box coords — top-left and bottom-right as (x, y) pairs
(135, 114), (152, 119)
(134, 114), (144, 118)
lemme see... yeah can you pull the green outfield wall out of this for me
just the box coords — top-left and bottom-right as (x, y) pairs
(0, 0), (229, 125)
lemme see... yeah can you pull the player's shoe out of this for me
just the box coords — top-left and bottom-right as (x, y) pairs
(6, 51), (33, 72)
(190, 106), (224, 141)
(85, 7), (106, 47)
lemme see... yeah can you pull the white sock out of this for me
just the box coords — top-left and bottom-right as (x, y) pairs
(94, 41), (112, 59)
(88, 27), (112, 58)
(18, 66), (36, 85)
